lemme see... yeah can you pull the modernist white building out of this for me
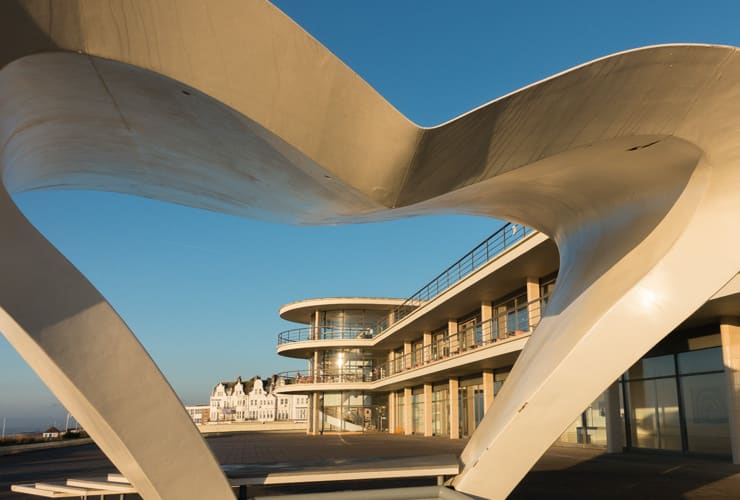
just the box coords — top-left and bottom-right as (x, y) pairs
(276, 223), (738, 461)
(208, 376), (308, 424)
(4, 1), (740, 498)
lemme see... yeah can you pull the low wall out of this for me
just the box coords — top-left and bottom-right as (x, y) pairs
(198, 421), (306, 434)
(0, 437), (93, 456)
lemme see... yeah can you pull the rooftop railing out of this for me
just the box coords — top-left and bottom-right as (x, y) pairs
(276, 294), (548, 386)
(373, 222), (533, 336)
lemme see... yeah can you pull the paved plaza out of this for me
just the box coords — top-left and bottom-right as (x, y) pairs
(1, 431), (739, 499)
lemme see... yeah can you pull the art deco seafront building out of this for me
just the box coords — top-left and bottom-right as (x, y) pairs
(3, 1), (740, 498)
(276, 222), (737, 459)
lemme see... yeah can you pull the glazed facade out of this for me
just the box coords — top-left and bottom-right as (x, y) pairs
(275, 224), (737, 459)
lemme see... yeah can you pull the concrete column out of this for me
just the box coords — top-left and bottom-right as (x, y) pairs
(424, 383), (433, 436)
(449, 378), (459, 439)
(404, 341), (412, 370)
(721, 318), (740, 464)
(526, 277), (541, 330)
(423, 332), (432, 363)
(388, 310), (395, 328)
(483, 370), (494, 414)
(605, 380), (624, 453)
(313, 309), (321, 339)
(404, 387), (413, 435)
(313, 351), (320, 383)
(388, 391), (396, 434)
(481, 301), (492, 341)
(448, 320), (459, 352)
(388, 350), (395, 376)
(310, 392), (320, 435)
(466, 388), (476, 435)
(496, 305), (508, 339)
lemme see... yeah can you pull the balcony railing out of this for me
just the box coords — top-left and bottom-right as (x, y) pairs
(276, 222), (536, 349)
(379, 295), (547, 378)
(278, 326), (375, 345)
(276, 295), (548, 386)
(373, 222), (533, 336)
(276, 369), (378, 385)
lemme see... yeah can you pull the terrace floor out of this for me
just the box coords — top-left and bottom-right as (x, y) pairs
(2, 431), (739, 499)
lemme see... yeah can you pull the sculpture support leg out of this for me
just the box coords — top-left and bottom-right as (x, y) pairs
(454, 156), (740, 498)
(0, 186), (233, 500)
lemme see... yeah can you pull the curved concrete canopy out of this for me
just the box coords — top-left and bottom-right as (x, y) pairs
(1, 1), (739, 499)
(280, 297), (408, 324)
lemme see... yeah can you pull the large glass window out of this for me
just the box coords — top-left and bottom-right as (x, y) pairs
(318, 391), (382, 433)
(557, 390), (609, 447)
(412, 389), (425, 434)
(626, 354), (675, 380)
(680, 372), (729, 454)
(622, 345), (728, 456)
(493, 291), (527, 337)
(318, 309), (389, 338)
(395, 390), (405, 434)
(319, 349), (377, 382)
(625, 377), (681, 450)
(431, 386), (449, 436)
(458, 313), (482, 350)
(412, 342), (424, 367)
(494, 369), (509, 397)
(459, 378), (484, 437)
(432, 332), (447, 361)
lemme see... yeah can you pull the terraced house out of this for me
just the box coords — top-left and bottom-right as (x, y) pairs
(275, 223), (738, 461)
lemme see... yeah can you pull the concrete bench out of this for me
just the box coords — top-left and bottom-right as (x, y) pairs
(11, 454), (462, 499)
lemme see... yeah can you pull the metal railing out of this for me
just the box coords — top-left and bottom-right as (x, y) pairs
(276, 222), (536, 349)
(377, 294), (547, 378)
(278, 326), (375, 345)
(373, 222), (533, 336)
(276, 368), (380, 385)
(277, 295), (548, 386)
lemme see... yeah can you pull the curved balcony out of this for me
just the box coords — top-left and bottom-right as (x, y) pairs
(276, 295), (548, 390)
(276, 222), (536, 354)
(273, 369), (377, 393)
(278, 325), (376, 345)
(277, 326), (377, 358)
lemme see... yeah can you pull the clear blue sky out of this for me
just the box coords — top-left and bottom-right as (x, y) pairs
(2, 0), (739, 433)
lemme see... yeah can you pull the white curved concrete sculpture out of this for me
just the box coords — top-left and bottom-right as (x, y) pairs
(1, 2), (739, 499)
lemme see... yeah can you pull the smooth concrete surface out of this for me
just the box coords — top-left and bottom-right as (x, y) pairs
(1, 1), (740, 499)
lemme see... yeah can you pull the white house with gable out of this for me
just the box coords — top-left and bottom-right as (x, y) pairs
(207, 375), (308, 424)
